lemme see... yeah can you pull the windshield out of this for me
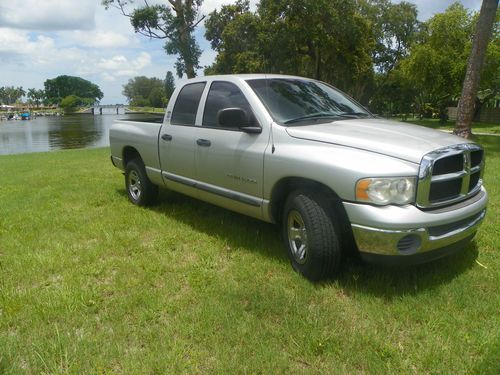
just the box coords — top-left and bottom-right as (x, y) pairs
(246, 78), (371, 125)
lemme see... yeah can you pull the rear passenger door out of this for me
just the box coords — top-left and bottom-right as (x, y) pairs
(195, 80), (269, 218)
(159, 82), (205, 196)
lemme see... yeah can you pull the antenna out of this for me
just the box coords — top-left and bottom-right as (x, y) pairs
(264, 73), (276, 154)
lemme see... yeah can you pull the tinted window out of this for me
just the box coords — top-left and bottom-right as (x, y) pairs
(246, 79), (371, 125)
(171, 82), (206, 125)
(203, 81), (255, 128)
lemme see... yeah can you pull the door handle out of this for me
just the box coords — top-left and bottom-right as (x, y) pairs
(196, 139), (211, 147)
(161, 134), (172, 141)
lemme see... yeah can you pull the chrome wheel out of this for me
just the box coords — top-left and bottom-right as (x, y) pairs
(127, 170), (142, 201)
(287, 210), (308, 264)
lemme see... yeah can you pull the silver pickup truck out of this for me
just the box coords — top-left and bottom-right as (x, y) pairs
(110, 74), (488, 280)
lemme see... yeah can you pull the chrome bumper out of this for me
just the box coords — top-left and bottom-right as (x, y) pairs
(343, 187), (488, 261)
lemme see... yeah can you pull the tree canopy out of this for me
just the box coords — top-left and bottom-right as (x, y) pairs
(204, 0), (411, 102)
(102, 0), (204, 78)
(0, 86), (26, 105)
(27, 88), (46, 107)
(205, 0), (499, 121)
(165, 71), (176, 100)
(122, 76), (170, 107)
(44, 75), (103, 105)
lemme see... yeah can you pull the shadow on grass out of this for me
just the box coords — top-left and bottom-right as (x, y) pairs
(475, 135), (500, 158)
(125, 188), (287, 263)
(333, 243), (478, 300)
(118, 188), (478, 297)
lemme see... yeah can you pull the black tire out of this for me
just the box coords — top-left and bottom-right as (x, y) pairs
(125, 159), (158, 206)
(282, 190), (342, 281)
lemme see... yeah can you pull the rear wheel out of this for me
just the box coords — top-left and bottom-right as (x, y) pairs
(282, 191), (342, 281)
(125, 159), (158, 206)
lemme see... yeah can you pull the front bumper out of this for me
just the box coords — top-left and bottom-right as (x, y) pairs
(343, 187), (488, 265)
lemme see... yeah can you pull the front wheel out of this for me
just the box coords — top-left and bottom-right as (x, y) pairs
(125, 159), (158, 206)
(282, 191), (342, 281)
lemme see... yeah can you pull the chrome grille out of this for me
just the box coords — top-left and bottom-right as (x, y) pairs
(416, 144), (484, 208)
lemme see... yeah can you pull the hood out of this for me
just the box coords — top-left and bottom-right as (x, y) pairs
(285, 118), (472, 164)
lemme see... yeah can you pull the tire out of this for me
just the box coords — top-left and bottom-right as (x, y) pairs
(282, 190), (342, 281)
(125, 159), (158, 206)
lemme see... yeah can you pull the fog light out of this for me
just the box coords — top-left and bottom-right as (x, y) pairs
(397, 235), (421, 255)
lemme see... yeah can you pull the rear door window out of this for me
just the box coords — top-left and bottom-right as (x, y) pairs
(171, 82), (206, 126)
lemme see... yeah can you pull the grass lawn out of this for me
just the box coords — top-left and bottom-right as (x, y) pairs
(127, 106), (166, 114)
(0, 138), (498, 374)
(398, 117), (500, 135)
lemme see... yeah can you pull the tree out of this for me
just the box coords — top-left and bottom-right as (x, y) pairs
(165, 71), (176, 100)
(357, 0), (420, 114)
(398, 3), (476, 119)
(122, 76), (166, 107)
(59, 95), (83, 113)
(148, 87), (167, 107)
(360, 0), (419, 76)
(102, 0), (204, 78)
(454, 0), (499, 138)
(44, 75), (103, 105)
(27, 88), (46, 108)
(205, 0), (375, 101)
(204, 0), (264, 74)
(0, 86), (26, 105)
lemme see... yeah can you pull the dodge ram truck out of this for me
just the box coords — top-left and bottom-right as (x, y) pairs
(110, 74), (488, 281)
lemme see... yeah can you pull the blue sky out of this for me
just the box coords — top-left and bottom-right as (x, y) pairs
(0, 0), (482, 104)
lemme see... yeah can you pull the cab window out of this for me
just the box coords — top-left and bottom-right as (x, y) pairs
(171, 82), (206, 126)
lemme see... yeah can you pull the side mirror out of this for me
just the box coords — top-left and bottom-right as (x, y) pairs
(217, 107), (249, 128)
(217, 108), (261, 133)
(240, 126), (262, 134)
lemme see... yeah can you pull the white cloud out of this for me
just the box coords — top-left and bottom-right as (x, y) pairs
(200, 0), (258, 16)
(94, 52), (152, 78)
(101, 72), (116, 82)
(97, 55), (128, 70)
(131, 52), (152, 70)
(0, 28), (84, 65)
(0, 0), (95, 30)
(67, 30), (132, 49)
(116, 70), (137, 77)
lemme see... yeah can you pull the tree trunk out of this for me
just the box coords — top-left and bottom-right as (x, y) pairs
(171, 0), (196, 78)
(314, 46), (321, 81)
(453, 0), (498, 138)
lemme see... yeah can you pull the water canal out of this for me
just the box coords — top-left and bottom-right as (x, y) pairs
(0, 113), (162, 155)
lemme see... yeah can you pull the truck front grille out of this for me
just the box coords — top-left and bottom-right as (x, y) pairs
(416, 144), (484, 208)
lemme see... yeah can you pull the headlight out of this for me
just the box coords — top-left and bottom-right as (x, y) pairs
(356, 177), (416, 205)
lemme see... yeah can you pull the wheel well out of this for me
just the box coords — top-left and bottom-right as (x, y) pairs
(270, 177), (357, 253)
(270, 178), (341, 223)
(122, 146), (143, 167)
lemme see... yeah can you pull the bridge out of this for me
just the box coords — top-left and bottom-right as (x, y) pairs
(80, 105), (128, 115)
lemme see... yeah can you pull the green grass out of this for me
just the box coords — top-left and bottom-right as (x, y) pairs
(397, 117), (500, 135)
(0, 141), (498, 374)
(127, 106), (166, 114)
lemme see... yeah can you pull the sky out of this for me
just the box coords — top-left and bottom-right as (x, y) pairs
(0, 0), (483, 104)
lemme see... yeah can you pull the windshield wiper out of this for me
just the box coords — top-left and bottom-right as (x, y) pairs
(284, 113), (343, 124)
(337, 111), (371, 118)
(284, 111), (371, 124)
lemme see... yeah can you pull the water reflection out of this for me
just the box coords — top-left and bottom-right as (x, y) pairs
(48, 115), (101, 150)
(0, 113), (162, 155)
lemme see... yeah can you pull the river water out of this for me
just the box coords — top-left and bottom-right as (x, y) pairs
(0, 113), (162, 155)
